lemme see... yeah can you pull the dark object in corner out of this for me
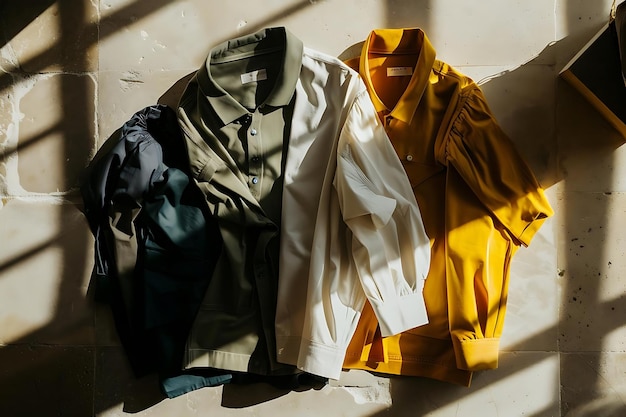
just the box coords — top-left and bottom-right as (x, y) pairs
(560, 4), (626, 139)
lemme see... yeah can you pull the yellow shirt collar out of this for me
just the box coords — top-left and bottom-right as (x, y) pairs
(359, 28), (436, 124)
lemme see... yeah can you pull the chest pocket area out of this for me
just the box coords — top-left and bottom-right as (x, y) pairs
(401, 159), (444, 189)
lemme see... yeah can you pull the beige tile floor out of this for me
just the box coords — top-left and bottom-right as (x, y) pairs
(1, 1), (625, 415)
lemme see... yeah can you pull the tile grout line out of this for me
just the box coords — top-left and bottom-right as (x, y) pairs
(552, 0), (562, 410)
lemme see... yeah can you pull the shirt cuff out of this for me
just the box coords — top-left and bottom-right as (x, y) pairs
(452, 337), (500, 371)
(516, 213), (548, 247)
(369, 291), (429, 337)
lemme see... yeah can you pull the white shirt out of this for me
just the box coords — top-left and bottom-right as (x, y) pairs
(274, 45), (431, 380)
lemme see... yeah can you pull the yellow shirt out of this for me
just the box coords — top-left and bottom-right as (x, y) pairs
(342, 28), (554, 386)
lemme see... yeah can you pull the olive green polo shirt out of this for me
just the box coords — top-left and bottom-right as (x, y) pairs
(178, 27), (302, 375)
(194, 27), (303, 224)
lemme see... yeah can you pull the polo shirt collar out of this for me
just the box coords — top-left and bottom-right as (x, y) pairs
(195, 27), (303, 126)
(359, 28), (436, 124)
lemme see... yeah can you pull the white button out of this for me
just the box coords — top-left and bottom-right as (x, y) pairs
(250, 129), (258, 136)
(251, 177), (259, 184)
(406, 154), (414, 161)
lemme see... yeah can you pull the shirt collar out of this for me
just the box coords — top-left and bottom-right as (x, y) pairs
(195, 27), (303, 126)
(359, 28), (436, 124)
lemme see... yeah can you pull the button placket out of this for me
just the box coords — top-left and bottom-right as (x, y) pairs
(248, 112), (262, 193)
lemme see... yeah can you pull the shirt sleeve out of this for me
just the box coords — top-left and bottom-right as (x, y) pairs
(438, 86), (554, 371)
(444, 87), (554, 246)
(334, 90), (431, 337)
